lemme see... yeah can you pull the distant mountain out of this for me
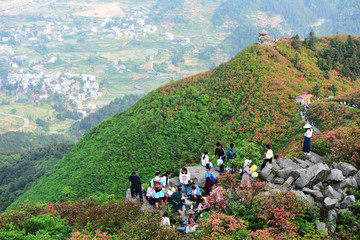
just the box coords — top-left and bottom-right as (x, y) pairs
(13, 35), (360, 205)
(150, 0), (360, 57)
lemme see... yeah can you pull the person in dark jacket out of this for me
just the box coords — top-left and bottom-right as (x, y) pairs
(213, 142), (225, 174)
(170, 186), (182, 213)
(129, 172), (143, 201)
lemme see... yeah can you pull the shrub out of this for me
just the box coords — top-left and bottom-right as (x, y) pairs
(23, 214), (72, 238)
(197, 211), (248, 239)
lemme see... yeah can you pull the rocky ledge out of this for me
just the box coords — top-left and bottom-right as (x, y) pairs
(259, 152), (360, 233)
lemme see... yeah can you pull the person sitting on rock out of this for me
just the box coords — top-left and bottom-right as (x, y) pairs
(241, 159), (252, 188)
(179, 167), (191, 194)
(260, 144), (273, 171)
(273, 154), (279, 163)
(197, 198), (211, 213)
(160, 212), (170, 228)
(151, 171), (165, 210)
(169, 186), (182, 213)
(201, 151), (214, 168)
(187, 181), (201, 203)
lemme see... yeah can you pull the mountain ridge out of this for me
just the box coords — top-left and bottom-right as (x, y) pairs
(12, 35), (360, 206)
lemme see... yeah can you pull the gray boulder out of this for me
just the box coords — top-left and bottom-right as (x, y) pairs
(284, 176), (295, 185)
(277, 168), (293, 179)
(304, 152), (325, 164)
(346, 177), (359, 189)
(313, 191), (325, 203)
(169, 177), (180, 187)
(290, 168), (307, 181)
(293, 157), (312, 168)
(316, 222), (328, 233)
(354, 171), (360, 186)
(324, 186), (342, 200)
(314, 182), (324, 190)
(277, 158), (302, 170)
(331, 181), (350, 191)
(274, 177), (284, 184)
(302, 187), (318, 195)
(306, 194), (315, 204)
(335, 162), (357, 177)
(327, 210), (337, 233)
(259, 163), (275, 182)
(340, 195), (356, 209)
(302, 187), (324, 202)
(293, 163), (330, 189)
(325, 169), (345, 182)
(324, 197), (338, 209)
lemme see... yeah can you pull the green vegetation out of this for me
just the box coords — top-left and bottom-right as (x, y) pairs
(0, 198), (180, 239)
(0, 143), (72, 211)
(13, 36), (360, 205)
(68, 94), (142, 141)
(0, 132), (72, 153)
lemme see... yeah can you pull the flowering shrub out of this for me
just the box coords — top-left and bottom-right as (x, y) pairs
(71, 229), (111, 240)
(200, 172), (327, 239)
(197, 211), (248, 239)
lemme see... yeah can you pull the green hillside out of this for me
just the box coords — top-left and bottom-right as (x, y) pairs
(14, 35), (360, 205)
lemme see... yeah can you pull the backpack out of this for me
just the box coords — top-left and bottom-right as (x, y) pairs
(153, 180), (163, 193)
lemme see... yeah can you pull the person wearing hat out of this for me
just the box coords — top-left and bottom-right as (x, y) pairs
(151, 171), (165, 209)
(241, 159), (252, 187)
(303, 123), (313, 155)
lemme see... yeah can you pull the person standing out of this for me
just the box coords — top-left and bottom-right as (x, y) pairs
(161, 170), (172, 189)
(260, 144), (273, 171)
(213, 142), (225, 174)
(241, 160), (252, 188)
(129, 172), (143, 201)
(151, 171), (165, 209)
(227, 143), (237, 173)
(204, 166), (216, 195)
(303, 123), (313, 155)
(179, 167), (191, 194)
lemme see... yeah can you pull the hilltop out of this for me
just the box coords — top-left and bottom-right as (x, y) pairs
(13, 35), (360, 205)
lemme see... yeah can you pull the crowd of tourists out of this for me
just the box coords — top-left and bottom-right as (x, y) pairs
(128, 123), (313, 232)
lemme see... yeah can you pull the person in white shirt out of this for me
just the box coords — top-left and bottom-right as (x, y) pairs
(179, 167), (191, 194)
(201, 151), (214, 168)
(260, 144), (274, 171)
(303, 123), (313, 155)
(160, 212), (170, 228)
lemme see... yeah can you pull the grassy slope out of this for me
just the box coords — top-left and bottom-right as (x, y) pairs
(14, 37), (360, 205)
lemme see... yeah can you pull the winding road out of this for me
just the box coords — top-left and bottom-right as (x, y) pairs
(0, 112), (30, 132)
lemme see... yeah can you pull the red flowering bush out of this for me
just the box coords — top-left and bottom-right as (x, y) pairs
(197, 211), (248, 239)
(71, 229), (111, 240)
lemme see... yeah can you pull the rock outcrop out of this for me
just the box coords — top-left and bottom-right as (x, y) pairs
(259, 152), (359, 234)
